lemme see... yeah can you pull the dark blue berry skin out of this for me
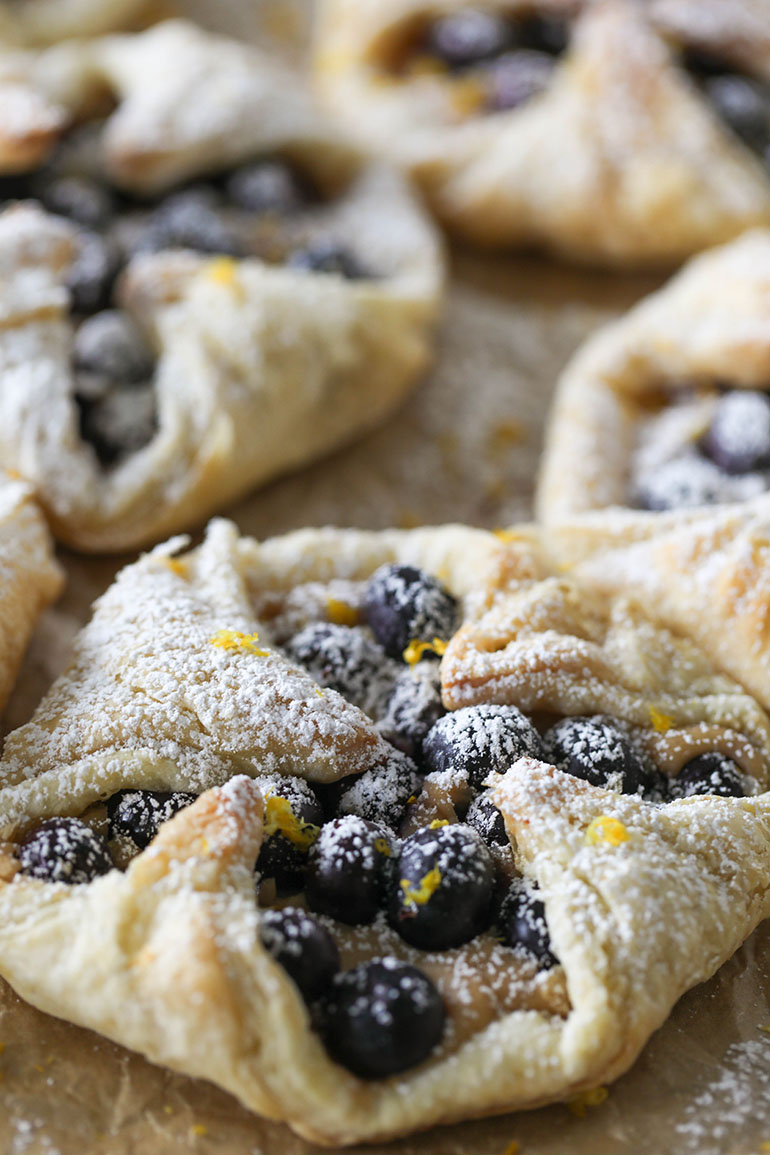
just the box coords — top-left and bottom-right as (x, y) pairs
(516, 14), (570, 55)
(465, 790), (508, 847)
(142, 190), (244, 257)
(286, 238), (368, 280)
(364, 564), (459, 661)
(39, 175), (115, 229)
(107, 790), (196, 849)
(306, 816), (394, 926)
(486, 50), (556, 112)
(319, 957), (445, 1079)
(497, 880), (558, 968)
(18, 818), (113, 885)
(225, 160), (309, 214)
(671, 752), (747, 799)
(377, 660), (445, 765)
(422, 703), (543, 790)
(259, 907), (340, 1004)
(284, 622), (390, 713)
(388, 823), (494, 950)
(543, 716), (654, 796)
(425, 10), (512, 70)
(73, 309), (155, 384)
(256, 776), (324, 896)
(66, 230), (123, 315)
(337, 747), (421, 831)
(702, 390), (770, 475)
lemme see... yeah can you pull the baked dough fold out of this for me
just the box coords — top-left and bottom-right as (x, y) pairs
(0, 520), (768, 1143)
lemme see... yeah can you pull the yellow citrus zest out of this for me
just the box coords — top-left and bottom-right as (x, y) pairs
(493, 529), (520, 544)
(326, 598), (358, 626)
(400, 866), (442, 908)
(649, 705), (674, 733)
(210, 629), (269, 656)
(428, 819), (448, 829)
(403, 637), (448, 666)
(568, 1086), (608, 1118)
(263, 795), (319, 850)
(206, 257), (244, 299)
(585, 816), (631, 848)
(374, 838), (392, 857)
(163, 557), (189, 578)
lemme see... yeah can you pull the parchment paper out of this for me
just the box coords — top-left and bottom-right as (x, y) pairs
(1, 3), (769, 1153)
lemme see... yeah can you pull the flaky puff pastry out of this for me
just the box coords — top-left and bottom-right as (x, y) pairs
(0, 474), (62, 712)
(315, 0), (770, 266)
(0, 21), (444, 553)
(0, 519), (769, 1144)
(537, 228), (770, 524)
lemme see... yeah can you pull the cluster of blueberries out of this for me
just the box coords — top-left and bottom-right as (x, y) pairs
(412, 9), (568, 113)
(0, 146), (367, 466)
(638, 389), (770, 512)
(14, 562), (748, 1079)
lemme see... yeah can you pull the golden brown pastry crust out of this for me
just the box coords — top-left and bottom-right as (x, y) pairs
(315, 0), (770, 266)
(537, 228), (770, 524)
(0, 521), (768, 1145)
(0, 474), (63, 712)
(0, 21), (444, 553)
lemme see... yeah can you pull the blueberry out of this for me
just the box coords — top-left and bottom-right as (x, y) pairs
(497, 879), (558, 968)
(284, 622), (396, 715)
(671, 752), (747, 798)
(143, 189), (244, 256)
(74, 310), (155, 384)
(259, 906), (340, 1003)
(39, 175), (115, 229)
(107, 790), (196, 849)
(364, 564), (459, 661)
(256, 776), (324, 895)
(18, 817), (113, 885)
(543, 716), (653, 795)
(703, 74), (770, 155)
(66, 230), (123, 315)
(306, 815), (394, 925)
(388, 823), (494, 949)
(377, 660), (446, 763)
(318, 957), (445, 1079)
(465, 790), (508, 847)
(337, 747), (421, 830)
(425, 10), (512, 70)
(286, 238), (369, 280)
(486, 50), (556, 111)
(635, 455), (726, 511)
(517, 13), (570, 55)
(702, 390), (770, 474)
(422, 703), (543, 790)
(225, 159), (309, 214)
(76, 381), (157, 466)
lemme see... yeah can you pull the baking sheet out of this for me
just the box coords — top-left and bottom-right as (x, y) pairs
(2, 3), (770, 1153)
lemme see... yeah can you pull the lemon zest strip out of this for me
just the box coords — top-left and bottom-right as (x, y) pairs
(585, 816), (631, 847)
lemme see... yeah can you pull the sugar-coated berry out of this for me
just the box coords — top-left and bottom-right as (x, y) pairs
(702, 390), (770, 475)
(465, 790), (508, 846)
(422, 703), (543, 790)
(486, 49), (556, 111)
(259, 906), (340, 1003)
(319, 957), (445, 1079)
(39, 175), (115, 229)
(286, 238), (368, 279)
(306, 815), (394, 925)
(364, 564), (458, 661)
(256, 776), (324, 895)
(76, 381), (157, 465)
(107, 790), (196, 849)
(143, 189), (243, 256)
(284, 622), (395, 715)
(18, 817), (113, 885)
(703, 74), (770, 156)
(543, 716), (654, 795)
(337, 747), (421, 830)
(66, 230), (123, 315)
(226, 159), (309, 214)
(388, 823), (494, 949)
(425, 10), (512, 70)
(377, 660), (445, 763)
(74, 310), (155, 384)
(671, 752), (747, 799)
(497, 879), (558, 967)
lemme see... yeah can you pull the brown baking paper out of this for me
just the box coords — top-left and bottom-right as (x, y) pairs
(2, 3), (770, 1153)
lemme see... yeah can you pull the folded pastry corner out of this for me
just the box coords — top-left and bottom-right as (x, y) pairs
(0, 519), (767, 1144)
